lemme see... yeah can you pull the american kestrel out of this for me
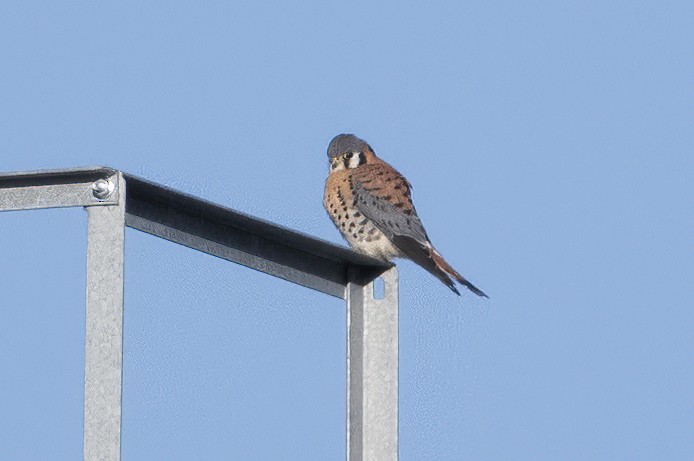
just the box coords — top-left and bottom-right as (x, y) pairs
(323, 134), (487, 297)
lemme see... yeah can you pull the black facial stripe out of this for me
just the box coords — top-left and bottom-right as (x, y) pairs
(358, 152), (366, 166)
(338, 152), (367, 169)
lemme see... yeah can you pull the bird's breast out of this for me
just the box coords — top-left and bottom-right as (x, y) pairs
(324, 172), (400, 261)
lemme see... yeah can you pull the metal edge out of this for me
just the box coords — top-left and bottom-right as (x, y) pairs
(122, 173), (391, 269)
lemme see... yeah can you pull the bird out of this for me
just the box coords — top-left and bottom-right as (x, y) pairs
(323, 133), (488, 297)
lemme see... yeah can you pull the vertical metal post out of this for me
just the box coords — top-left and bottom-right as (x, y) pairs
(347, 267), (399, 461)
(84, 173), (126, 461)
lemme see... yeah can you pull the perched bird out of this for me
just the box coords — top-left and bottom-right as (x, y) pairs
(323, 134), (487, 297)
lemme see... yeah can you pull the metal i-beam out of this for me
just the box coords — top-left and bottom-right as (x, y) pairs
(121, 174), (389, 298)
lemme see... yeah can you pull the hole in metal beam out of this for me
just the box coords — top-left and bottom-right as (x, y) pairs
(373, 276), (385, 300)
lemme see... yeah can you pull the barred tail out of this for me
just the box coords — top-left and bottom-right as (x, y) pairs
(431, 248), (488, 298)
(391, 234), (488, 297)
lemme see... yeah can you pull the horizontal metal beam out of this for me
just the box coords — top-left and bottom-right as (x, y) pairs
(126, 212), (350, 297)
(0, 167), (119, 211)
(123, 174), (390, 298)
(0, 167), (390, 297)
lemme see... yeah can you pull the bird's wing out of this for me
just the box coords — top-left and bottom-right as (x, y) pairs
(351, 163), (428, 244)
(350, 162), (488, 297)
(351, 164), (462, 294)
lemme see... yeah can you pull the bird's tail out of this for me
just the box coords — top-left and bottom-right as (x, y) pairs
(392, 234), (488, 297)
(430, 247), (488, 298)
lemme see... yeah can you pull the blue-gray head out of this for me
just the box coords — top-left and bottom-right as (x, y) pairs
(327, 134), (375, 172)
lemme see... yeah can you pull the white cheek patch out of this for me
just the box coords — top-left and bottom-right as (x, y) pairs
(347, 152), (363, 168)
(331, 160), (345, 171)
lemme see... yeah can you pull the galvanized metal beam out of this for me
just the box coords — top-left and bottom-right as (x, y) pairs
(83, 172), (126, 461)
(347, 267), (399, 461)
(0, 167), (119, 211)
(0, 168), (388, 298)
(123, 174), (389, 298)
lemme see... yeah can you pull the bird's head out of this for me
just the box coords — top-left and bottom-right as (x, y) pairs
(327, 134), (377, 172)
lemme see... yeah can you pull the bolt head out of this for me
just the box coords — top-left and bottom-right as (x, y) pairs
(92, 179), (115, 200)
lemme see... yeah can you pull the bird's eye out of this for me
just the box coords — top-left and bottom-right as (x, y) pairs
(343, 152), (353, 159)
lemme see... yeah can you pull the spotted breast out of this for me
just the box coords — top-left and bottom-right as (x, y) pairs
(323, 166), (402, 261)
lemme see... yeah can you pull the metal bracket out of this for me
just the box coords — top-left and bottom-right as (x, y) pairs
(0, 167), (119, 211)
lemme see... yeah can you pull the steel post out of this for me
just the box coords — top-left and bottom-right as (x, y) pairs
(347, 266), (399, 461)
(83, 172), (126, 461)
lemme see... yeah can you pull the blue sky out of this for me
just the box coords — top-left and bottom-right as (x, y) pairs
(1, 1), (692, 459)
